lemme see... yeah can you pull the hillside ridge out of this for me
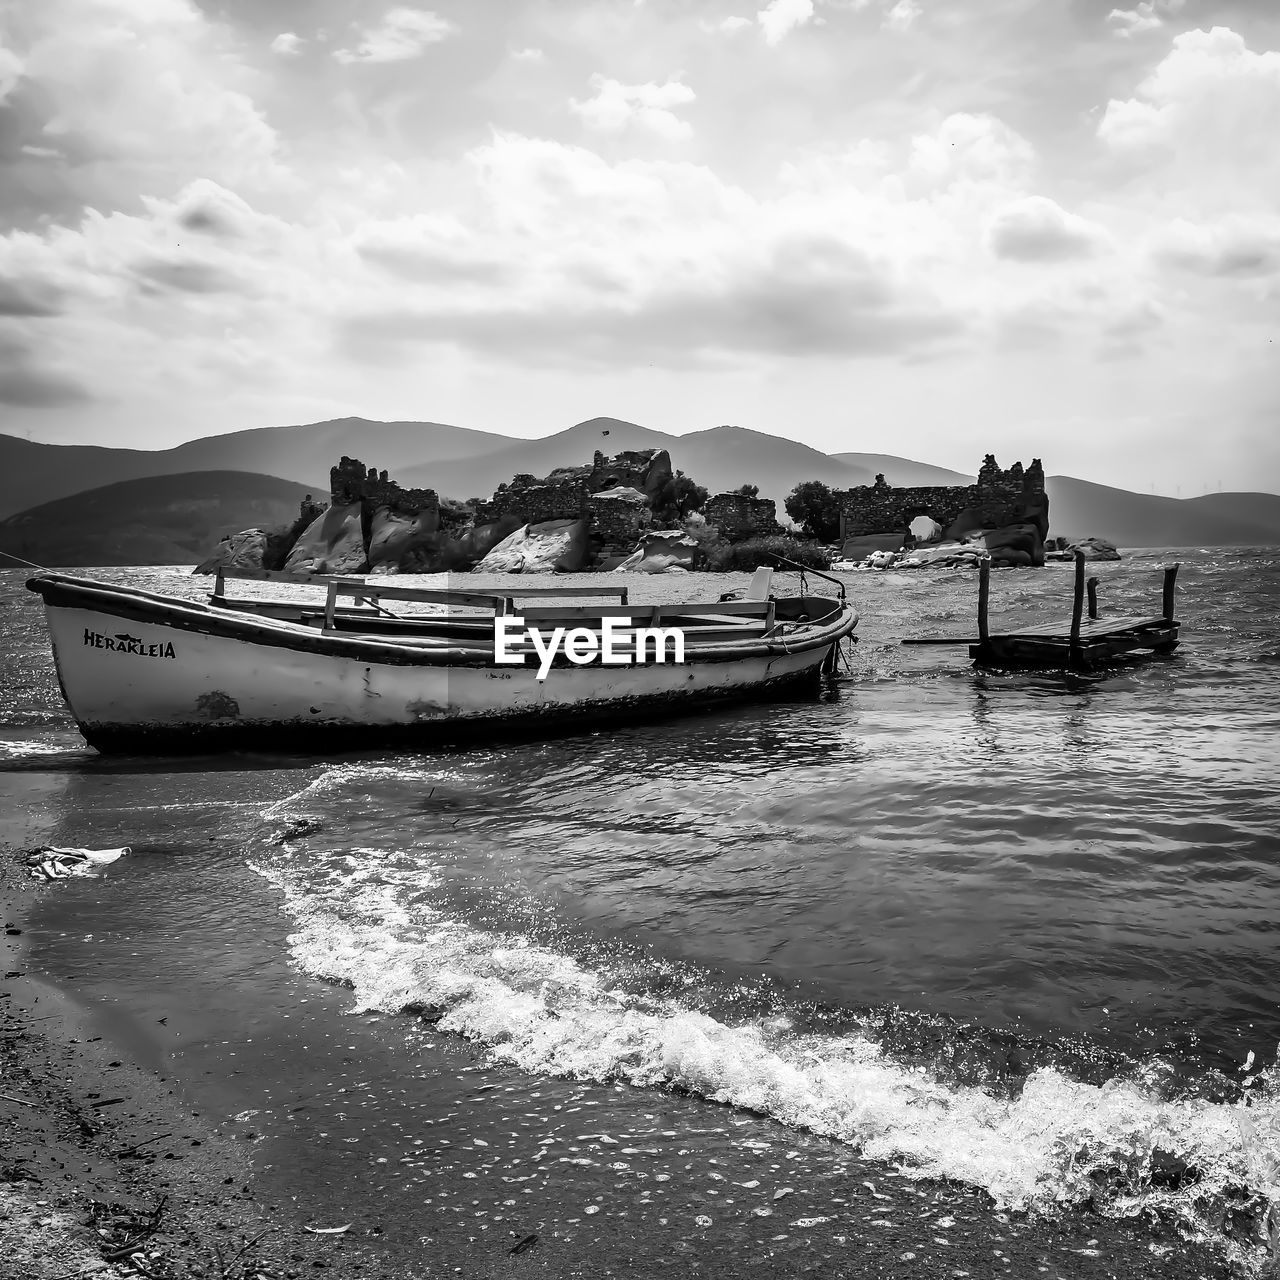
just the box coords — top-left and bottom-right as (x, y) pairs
(2, 419), (1277, 558)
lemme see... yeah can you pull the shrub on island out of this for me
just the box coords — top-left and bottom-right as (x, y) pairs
(718, 534), (830, 572)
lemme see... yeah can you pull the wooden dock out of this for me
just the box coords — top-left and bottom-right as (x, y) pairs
(904, 551), (1181, 670)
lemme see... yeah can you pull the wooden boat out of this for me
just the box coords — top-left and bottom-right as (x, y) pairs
(25, 567), (858, 754)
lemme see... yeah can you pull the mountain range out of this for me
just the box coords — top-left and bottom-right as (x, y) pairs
(1, 416), (1277, 568)
(0, 471), (316, 568)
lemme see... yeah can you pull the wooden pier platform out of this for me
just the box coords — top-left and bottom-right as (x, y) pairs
(904, 551), (1181, 670)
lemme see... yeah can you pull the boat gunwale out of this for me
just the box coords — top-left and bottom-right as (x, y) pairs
(26, 573), (858, 668)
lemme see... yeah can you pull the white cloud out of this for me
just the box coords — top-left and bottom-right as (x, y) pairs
(1152, 215), (1280, 277)
(270, 32), (304, 57)
(569, 75), (696, 141)
(5, 0), (286, 208)
(340, 134), (965, 366)
(909, 113), (1036, 188)
(757, 0), (814, 46)
(1098, 27), (1280, 205)
(1105, 0), (1185, 39)
(0, 41), (23, 104)
(702, 15), (753, 33)
(0, 177), (337, 412)
(334, 8), (453, 65)
(1100, 27), (1280, 150)
(882, 0), (921, 33)
(986, 197), (1107, 262)
(511, 46), (544, 61)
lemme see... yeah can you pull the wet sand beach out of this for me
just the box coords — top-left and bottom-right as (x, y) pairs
(1, 851), (1246, 1280)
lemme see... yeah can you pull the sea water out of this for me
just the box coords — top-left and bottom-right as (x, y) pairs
(2, 549), (1278, 1267)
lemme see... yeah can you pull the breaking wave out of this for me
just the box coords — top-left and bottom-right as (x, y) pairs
(253, 768), (1280, 1267)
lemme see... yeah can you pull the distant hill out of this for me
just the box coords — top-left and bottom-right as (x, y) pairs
(1183, 491), (1280, 533)
(832, 453), (974, 487)
(0, 471), (315, 568)
(399, 417), (880, 509)
(1046, 477), (1280, 548)
(3, 416), (1277, 559)
(0, 417), (509, 519)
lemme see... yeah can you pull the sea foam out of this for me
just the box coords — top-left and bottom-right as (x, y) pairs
(252, 765), (1280, 1265)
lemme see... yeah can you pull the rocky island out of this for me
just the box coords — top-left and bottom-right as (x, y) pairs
(196, 448), (717, 576)
(194, 446), (1118, 576)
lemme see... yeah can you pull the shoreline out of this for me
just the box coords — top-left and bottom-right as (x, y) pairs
(2, 844), (1256, 1280)
(2, 850), (387, 1280)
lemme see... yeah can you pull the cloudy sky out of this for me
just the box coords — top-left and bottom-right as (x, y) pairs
(0, 0), (1277, 493)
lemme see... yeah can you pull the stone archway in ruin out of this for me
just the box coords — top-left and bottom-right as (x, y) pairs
(901, 506), (948, 545)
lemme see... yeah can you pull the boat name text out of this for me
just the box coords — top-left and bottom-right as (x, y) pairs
(84, 628), (176, 659)
(494, 617), (685, 681)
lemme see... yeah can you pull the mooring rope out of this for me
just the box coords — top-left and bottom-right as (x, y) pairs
(0, 549), (50, 571)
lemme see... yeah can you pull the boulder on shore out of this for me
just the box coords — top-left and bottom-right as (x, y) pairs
(614, 528), (698, 574)
(1069, 536), (1121, 561)
(977, 521), (1045, 566)
(192, 527), (269, 575)
(898, 541), (986, 569)
(367, 506), (440, 572)
(283, 501), (367, 575)
(473, 518), (590, 573)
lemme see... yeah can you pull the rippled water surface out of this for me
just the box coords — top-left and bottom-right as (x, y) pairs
(3, 549), (1279, 1262)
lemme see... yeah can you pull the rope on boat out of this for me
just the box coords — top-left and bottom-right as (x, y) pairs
(0, 549), (50, 571)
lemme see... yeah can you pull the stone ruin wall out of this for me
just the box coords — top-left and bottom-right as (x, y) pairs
(838, 455), (1047, 539)
(473, 481), (589, 527)
(702, 493), (780, 542)
(474, 448), (670, 551)
(329, 455), (439, 520)
(589, 496), (652, 548)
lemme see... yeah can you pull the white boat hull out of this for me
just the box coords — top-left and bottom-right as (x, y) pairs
(30, 575), (857, 753)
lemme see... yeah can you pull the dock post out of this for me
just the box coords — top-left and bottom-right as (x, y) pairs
(1069, 550), (1086, 666)
(1162, 563), (1179, 622)
(1087, 576), (1099, 620)
(977, 557), (991, 649)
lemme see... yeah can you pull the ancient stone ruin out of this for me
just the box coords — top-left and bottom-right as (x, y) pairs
(702, 492), (781, 542)
(839, 455), (1049, 568)
(474, 448), (675, 563)
(283, 457), (445, 575)
(194, 446), (703, 576)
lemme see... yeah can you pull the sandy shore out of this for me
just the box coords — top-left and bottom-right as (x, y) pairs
(2, 842), (1258, 1280)
(2, 851), (400, 1280)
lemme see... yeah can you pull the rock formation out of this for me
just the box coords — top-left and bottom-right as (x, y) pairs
(195, 457), (442, 576)
(472, 518), (591, 574)
(367, 508), (440, 572)
(192, 528), (270, 575)
(613, 529), (698, 574)
(194, 445), (706, 576)
(1046, 535), (1121, 561)
(283, 501), (367, 575)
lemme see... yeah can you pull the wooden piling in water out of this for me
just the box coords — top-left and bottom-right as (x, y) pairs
(977, 558), (991, 645)
(1163, 564), (1179, 622)
(1087, 577), (1099, 620)
(1069, 550), (1086, 665)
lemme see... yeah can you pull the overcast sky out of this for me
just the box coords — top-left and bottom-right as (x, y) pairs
(0, 0), (1277, 494)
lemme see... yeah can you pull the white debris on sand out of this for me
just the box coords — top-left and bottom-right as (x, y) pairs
(25, 846), (130, 881)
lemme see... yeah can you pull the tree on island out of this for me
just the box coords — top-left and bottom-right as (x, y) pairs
(652, 470), (709, 527)
(785, 481), (842, 542)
